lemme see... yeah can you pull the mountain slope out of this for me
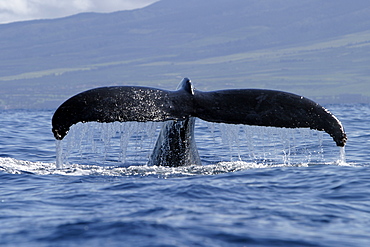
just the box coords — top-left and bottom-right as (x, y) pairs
(1, 0), (370, 109)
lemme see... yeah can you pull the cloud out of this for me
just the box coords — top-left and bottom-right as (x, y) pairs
(0, 0), (159, 24)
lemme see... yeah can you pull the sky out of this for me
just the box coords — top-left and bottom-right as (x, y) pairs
(0, 0), (159, 24)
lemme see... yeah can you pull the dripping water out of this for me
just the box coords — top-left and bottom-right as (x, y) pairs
(208, 123), (326, 165)
(56, 140), (63, 169)
(55, 120), (341, 168)
(338, 146), (346, 165)
(56, 121), (162, 167)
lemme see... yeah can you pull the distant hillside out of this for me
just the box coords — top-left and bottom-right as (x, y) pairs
(1, 0), (370, 109)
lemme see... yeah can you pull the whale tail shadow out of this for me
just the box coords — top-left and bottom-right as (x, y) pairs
(52, 78), (346, 166)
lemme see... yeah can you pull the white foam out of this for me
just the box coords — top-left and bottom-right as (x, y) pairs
(0, 157), (356, 177)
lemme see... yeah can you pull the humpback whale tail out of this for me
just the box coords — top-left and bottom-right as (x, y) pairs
(52, 78), (346, 166)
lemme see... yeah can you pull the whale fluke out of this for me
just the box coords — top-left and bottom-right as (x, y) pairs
(52, 78), (346, 166)
(52, 85), (193, 140)
(194, 89), (346, 147)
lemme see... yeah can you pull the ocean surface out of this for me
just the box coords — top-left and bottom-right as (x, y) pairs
(1, 104), (370, 247)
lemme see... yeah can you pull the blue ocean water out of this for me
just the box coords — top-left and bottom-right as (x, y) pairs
(1, 104), (370, 247)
